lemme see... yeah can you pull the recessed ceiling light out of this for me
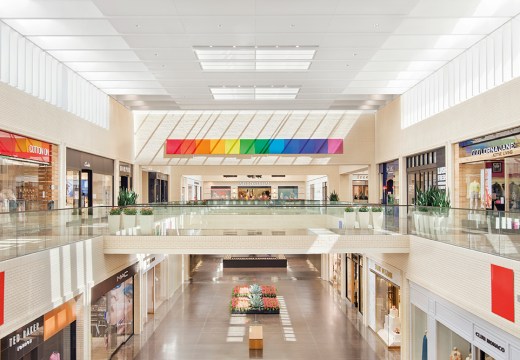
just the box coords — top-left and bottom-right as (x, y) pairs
(233, 45), (236, 48)
(295, 45), (300, 48)
(210, 85), (300, 100)
(275, 45), (279, 48)
(209, 45), (213, 48)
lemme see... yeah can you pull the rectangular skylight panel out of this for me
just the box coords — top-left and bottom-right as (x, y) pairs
(213, 94), (254, 100)
(256, 62), (311, 70)
(255, 88), (299, 94)
(211, 88), (254, 95)
(256, 50), (316, 60)
(196, 49), (255, 60)
(200, 61), (255, 70)
(255, 94), (297, 100)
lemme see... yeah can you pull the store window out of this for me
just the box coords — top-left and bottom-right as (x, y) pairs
(211, 186), (231, 200)
(346, 254), (363, 312)
(379, 160), (399, 204)
(374, 274), (401, 347)
(411, 305), (428, 360)
(437, 321), (472, 360)
(406, 147), (445, 205)
(93, 173), (113, 206)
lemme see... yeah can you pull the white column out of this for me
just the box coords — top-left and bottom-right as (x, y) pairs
(445, 142), (455, 205)
(134, 269), (143, 334)
(58, 143), (67, 209)
(340, 253), (347, 299)
(320, 254), (329, 281)
(182, 254), (191, 282)
(113, 159), (120, 206)
(427, 313), (437, 360)
(368, 164), (379, 203)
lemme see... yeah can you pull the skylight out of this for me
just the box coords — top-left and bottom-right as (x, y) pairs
(194, 46), (317, 71)
(210, 86), (300, 100)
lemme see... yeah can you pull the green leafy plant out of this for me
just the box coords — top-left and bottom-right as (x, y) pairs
(109, 207), (122, 215)
(371, 206), (382, 212)
(118, 188), (138, 206)
(328, 190), (339, 202)
(358, 206), (369, 212)
(344, 206), (355, 213)
(140, 207), (153, 215)
(123, 207), (137, 216)
(415, 186), (450, 213)
(249, 284), (261, 295)
(249, 294), (264, 310)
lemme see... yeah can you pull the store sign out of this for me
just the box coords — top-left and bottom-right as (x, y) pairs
(352, 174), (369, 181)
(91, 263), (138, 304)
(368, 259), (402, 286)
(474, 326), (507, 355)
(119, 164), (131, 174)
(239, 181), (271, 186)
(0, 130), (51, 163)
(1, 316), (44, 359)
(461, 134), (520, 158)
(83, 161), (91, 168)
(437, 167), (447, 189)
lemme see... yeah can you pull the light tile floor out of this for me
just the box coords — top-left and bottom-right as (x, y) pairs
(112, 255), (400, 360)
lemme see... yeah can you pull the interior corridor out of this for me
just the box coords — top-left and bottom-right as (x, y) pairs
(114, 255), (401, 360)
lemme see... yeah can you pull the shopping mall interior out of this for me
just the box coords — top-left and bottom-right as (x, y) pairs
(1, 1), (520, 359)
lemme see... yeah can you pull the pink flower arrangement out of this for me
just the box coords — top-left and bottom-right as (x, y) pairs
(262, 298), (280, 312)
(232, 285), (251, 297)
(261, 285), (277, 298)
(230, 297), (251, 313)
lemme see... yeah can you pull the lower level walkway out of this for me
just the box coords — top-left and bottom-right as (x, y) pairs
(114, 255), (400, 360)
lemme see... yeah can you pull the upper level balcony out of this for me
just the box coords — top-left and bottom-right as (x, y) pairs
(0, 201), (518, 261)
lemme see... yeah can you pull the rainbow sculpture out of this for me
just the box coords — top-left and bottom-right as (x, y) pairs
(165, 139), (343, 155)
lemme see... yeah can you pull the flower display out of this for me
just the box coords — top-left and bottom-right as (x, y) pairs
(230, 284), (280, 314)
(261, 285), (277, 298)
(262, 298), (280, 312)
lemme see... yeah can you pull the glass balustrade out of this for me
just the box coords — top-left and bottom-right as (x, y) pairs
(0, 202), (518, 262)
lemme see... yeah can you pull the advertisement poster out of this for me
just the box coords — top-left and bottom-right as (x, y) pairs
(481, 168), (493, 209)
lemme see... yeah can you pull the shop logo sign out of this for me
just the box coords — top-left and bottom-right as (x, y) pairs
(28, 145), (49, 156)
(470, 142), (516, 157)
(116, 270), (129, 282)
(475, 331), (506, 353)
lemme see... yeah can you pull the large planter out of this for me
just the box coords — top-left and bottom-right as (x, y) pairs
(344, 212), (356, 229)
(107, 214), (121, 234)
(372, 212), (383, 230)
(139, 215), (155, 235)
(122, 214), (136, 230)
(358, 212), (370, 229)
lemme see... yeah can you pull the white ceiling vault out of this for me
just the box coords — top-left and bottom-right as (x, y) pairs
(1, 0), (519, 111)
(134, 110), (365, 166)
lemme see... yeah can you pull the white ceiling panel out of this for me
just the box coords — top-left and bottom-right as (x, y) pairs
(66, 62), (149, 72)
(174, 0), (255, 16)
(92, 0), (178, 16)
(327, 16), (404, 33)
(255, 16), (333, 33)
(109, 18), (185, 34)
(382, 34), (485, 49)
(3, 19), (117, 35)
(394, 17), (511, 35)
(371, 49), (464, 62)
(27, 36), (129, 50)
(48, 50), (139, 62)
(0, 0), (103, 18)
(1, 0), (519, 114)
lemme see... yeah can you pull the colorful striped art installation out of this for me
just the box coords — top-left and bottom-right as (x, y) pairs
(165, 139), (343, 155)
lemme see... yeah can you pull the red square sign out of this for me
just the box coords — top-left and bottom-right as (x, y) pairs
(491, 264), (515, 322)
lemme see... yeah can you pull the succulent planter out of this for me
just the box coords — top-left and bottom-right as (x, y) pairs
(344, 211), (357, 229)
(122, 214), (136, 230)
(372, 212), (384, 230)
(138, 215), (155, 235)
(358, 212), (370, 229)
(107, 214), (121, 234)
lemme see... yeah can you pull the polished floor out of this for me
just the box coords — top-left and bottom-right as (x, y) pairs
(114, 255), (400, 360)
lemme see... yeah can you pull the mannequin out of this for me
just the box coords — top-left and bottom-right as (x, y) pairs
(450, 347), (462, 360)
(469, 180), (480, 210)
(389, 305), (399, 318)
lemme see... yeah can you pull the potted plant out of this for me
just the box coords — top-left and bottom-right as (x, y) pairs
(139, 207), (155, 235)
(107, 207), (122, 234)
(371, 206), (384, 230)
(358, 206), (370, 228)
(344, 206), (356, 229)
(118, 188), (138, 207)
(122, 207), (137, 229)
(329, 190), (339, 202)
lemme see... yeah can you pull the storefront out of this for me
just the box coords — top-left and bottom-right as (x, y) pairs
(1, 299), (76, 360)
(410, 282), (520, 360)
(0, 129), (58, 211)
(210, 186), (231, 199)
(346, 253), (363, 313)
(352, 174), (369, 203)
(367, 259), (401, 348)
(91, 263), (137, 359)
(406, 147), (446, 204)
(457, 127), (520, 212)
(148, 172), (168, 203)
(379, 160), (399, 204)
(66, 148), (114, 208)
(238, 185), (271, 200)
(328, 253), (342, 294)
(119, 162), (133, 191)
(142, 255), (167, 323)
